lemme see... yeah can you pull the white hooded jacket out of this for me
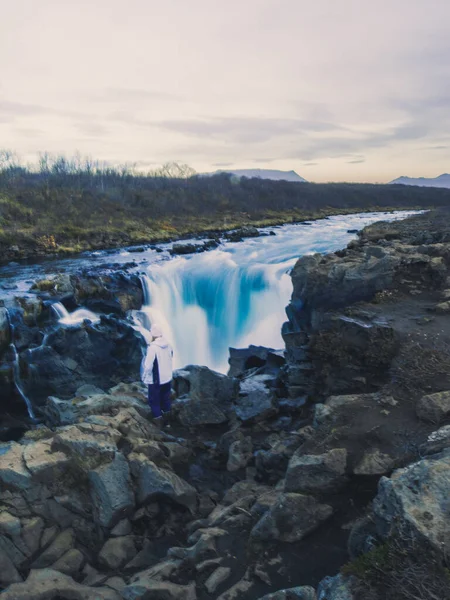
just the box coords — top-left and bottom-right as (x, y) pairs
(141, 336), (174, 385)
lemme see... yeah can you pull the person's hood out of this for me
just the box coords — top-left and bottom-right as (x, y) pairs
(152, 336), (170, 349)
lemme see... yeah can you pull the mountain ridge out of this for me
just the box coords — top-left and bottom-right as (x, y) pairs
(391, 173), (450, 188)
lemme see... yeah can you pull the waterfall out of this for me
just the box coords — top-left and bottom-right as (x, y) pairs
(52, 302), (100, 326)
(138, 211), (421, 373)
(10, 344), (36, 421)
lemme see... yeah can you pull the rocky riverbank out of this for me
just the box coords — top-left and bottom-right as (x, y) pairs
(1, 208), (450, 599)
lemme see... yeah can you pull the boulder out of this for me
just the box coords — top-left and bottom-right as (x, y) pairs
(24, 316), (145, 404)
(284, 448), (347, 494)
(129, 455), (197, 512)
(0, 568), (121, 600)
(51, 548), (85, 576)
(234, 379), (275, 422)
(373, 450), (450, 556)
(173, 365), (239, 404)
(22, 440), (70, 484)
(99, 535), (137, 570)
(0, 442), (31, 491)
(416, 390), (450, 423)
(353, 449), (394, 476)
(32, 529), (75, 568)
(250, 493), (333, 544)
(177, 397), (228, 427)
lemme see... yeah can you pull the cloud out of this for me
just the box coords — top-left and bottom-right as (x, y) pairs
(98, 87), (181, 103)
(347, 159), (365, 164)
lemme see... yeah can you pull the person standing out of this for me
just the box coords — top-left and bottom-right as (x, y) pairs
(141, 324), (173, 420)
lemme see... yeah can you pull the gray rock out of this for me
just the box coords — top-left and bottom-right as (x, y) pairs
(373, 451), (450, 556)
(129, 455), (197, 512)
(205, 566), (232, 594)
(0, 443), (31, 491)
(177, 397), (229, 426)
(227, 436), (253, 472)
(32, 529), (75, 568)
(88, 452), (135, 528)
(0, 547), (22, 587)
(23, 440), (70, 483)
(0, 568), (122, 599)
(257, 586), (317, 600)
(234, 387), (275, 422)
(99, 536), (137, 570)
(173, 365), (239, 404)
(416, 391), (450, 423)
(51, 548), (85, 576)
(285, 448), (347, 494)
(250, 493), (333, 544)
(353, 449), (394, 475)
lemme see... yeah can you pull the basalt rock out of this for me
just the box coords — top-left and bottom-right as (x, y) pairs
(23, 316), (144, 404)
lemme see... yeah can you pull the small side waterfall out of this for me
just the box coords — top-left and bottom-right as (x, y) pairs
(10, 344), (36, 421)
(5, 309), (37, 420)
(52, 302), (101, 326)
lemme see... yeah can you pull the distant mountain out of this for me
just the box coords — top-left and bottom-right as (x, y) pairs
(391, 173), (450, 189)
(208, 169), (307, 182)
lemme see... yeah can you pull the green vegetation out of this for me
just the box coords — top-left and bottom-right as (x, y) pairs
(1, 151), (450, 262)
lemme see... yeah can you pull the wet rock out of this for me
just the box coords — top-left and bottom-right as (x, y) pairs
(0, 568), (121, 600)
(373, 450), (450, 556)
(99, 535), (137, 570)
(0, 546), (22, 587)
(24, 316), (145, 404)
(0, 307), (11, 354)
(250, 493), (333, 545)
(353, 449), (394, 475)
(284, 448), (347, 494)
(416, 390), (450, 424)
(257, 586), (317, 600)
(129, 455), (197, 512)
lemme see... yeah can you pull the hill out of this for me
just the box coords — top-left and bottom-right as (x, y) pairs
(209, 169), (307, 182)
(391, 173), (450, 188)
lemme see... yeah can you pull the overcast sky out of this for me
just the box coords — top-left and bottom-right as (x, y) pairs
(1, 0), (449, 182)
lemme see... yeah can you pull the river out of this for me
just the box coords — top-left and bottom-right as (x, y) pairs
(0, 211), (419, 374)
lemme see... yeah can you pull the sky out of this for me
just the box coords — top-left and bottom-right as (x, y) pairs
(1, 0), (450, 183)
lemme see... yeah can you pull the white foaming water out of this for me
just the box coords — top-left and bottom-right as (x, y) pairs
(139, 211), (420, 372)
(52, 302), (101, 326)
